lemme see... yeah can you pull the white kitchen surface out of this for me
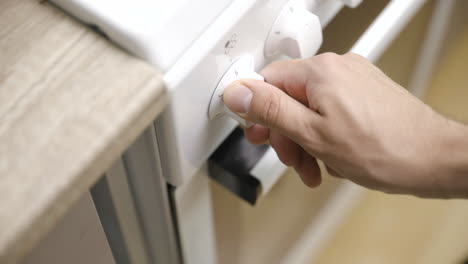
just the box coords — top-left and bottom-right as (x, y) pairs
(51, 0), (234, 71)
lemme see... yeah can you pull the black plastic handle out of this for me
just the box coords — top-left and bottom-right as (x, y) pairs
(209, 128), (269, 205)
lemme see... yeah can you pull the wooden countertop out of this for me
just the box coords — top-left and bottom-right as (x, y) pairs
(0, 1), (167, 263)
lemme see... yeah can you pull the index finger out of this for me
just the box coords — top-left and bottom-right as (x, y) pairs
(260, 59), (311, 106)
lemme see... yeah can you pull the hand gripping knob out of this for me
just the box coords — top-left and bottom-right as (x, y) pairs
(208, 55), (263, 127)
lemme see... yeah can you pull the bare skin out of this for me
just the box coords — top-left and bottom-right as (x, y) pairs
(223, 52), (468, 199)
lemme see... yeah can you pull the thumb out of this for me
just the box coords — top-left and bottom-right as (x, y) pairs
(223, 79), (321, 144)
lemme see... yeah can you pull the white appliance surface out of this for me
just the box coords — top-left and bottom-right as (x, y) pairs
(159, 0), (345, 186)
(50, 0), (234, 71)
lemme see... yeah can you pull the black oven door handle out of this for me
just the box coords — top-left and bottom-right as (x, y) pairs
(209, 127), (287, 205)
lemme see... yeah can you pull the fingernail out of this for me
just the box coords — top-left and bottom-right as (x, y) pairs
(223, 84), (252, 113)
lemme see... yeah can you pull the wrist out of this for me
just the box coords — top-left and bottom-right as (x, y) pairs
(439, 120), (468, 198)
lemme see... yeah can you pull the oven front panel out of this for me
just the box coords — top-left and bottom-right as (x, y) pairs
(157, 0), (345, 187)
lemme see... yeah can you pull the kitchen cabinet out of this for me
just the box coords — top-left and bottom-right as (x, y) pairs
(0, 1), (167, 263)
(23, 193), (115, 264)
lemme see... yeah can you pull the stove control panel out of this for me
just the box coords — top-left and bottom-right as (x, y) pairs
(208, 55), (263, 127)
(156, 0), (358, 185)
(265, 0), (322, 59)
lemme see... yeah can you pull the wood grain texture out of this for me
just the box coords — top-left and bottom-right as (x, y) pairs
(0, 1), (167, 263)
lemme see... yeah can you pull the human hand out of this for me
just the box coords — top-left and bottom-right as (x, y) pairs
(223, 53), (468, 198)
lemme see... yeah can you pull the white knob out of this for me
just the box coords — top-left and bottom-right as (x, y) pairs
(264, 0), (322, 59)
(208, 55), (264, 127)
(341, 0), (363, 8)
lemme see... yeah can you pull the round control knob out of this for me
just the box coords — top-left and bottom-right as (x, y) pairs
(208, 55), (263, 127)
(264, 0), (322, 59)
(341, 0), (363, 8)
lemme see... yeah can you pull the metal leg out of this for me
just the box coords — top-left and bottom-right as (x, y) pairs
(95, 126), (183, 264)
(96, 159), (152, 264)
(122, 127), (183, 264)
(91, 175), (133, 264)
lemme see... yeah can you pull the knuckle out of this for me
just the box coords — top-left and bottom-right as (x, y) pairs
(264, 60), (282, 70)
(299, 57), (316, 70)
(305, 52), (343, 78)
(264, 59), (291, 72)
(317, 52), (341, 65)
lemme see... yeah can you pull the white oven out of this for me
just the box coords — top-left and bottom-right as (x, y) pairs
(51, 0), (427, 263)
